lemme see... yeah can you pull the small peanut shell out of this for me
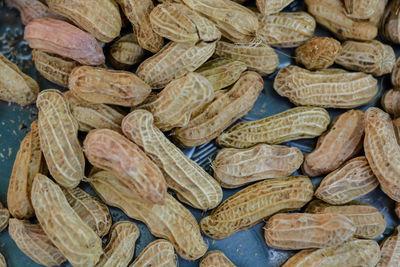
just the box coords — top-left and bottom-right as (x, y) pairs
(382, 89), (400, 117)
(200, 250), (237, 267)
(131, 239), (177, 267)
(377, 226), (400, 267)
(0, 202), (9, 232)
(109, 33), (145, 69)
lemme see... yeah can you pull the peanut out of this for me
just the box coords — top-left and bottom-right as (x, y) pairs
(381, 0), (400, 44)
(84, 129), (167, 205)
(283, 239), (380, 267)
(8, 219), (66, 267)
(256, 0), (295, 15)
(344, 0), (379, 19)
(200, 176), (314, 239)
(200, 250), (237, 267)
(122, 109), (223, 210)
(96, 221), (140, 267)
(382, 89), (400, 117)
(4, 0), (62, 25)
(173, 71), (263, 147)
(364, 107), (400, 201)
(0, 253), (5, 267)
(214, 41), (278, 76)
(0, 52), (39, 106)
(109, 33), (145, 69)
(274, 66), (378, 108)
(295, 37), (342, 70)
(264, 213), (356, 250)
(90, 170), (208, 260)
(393, 118), (400, 144)
(0, 202), (9, 232)
(217, 107), (330, 149)
(137, 41), (215, 89)
(377, 226), (400, 267)
(213, 144), (303, 188)
(303, 110), (365, 177)
(24, 18), (105, 65)
(396, 202), (400, 219)
(368, 0), (388, 26)
(7, 120), (46, 219)
(31, 174), (102, 267)
(130, 239), (177, 267)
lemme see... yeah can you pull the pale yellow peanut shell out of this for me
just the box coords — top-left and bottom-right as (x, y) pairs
(130, 239), (177, 267)
(381, 0), (400, 44)
(0, 202), (9, 232)
(382, 89), (400, 117)
(199, 250), (237, 267)
(256, 0), (295, 15)
(344, 0), (379, 19)
(377, 226), (400, 267)
(109, 33), (145, 69)
(5, 0), (62, 25)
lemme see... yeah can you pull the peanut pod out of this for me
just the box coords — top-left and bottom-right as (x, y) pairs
(200, 250), (237, 267)
(131, 239), (177, 267)
(382, 89), (400, 117)
(109, 33), (145, 69)
(344, 0), (379, 19)
(381, 0), (400, 44)
(5, 0), (61, 25)
(256, 0), (295, 15)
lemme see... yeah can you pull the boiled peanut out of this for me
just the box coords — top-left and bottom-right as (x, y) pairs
(344, 0), (379, 19)
(200, 250), (237, 267)
(84, 129), (166, 204)
(377, 226), (400, 267)
(0, 202), (9, 232)
(217, 107), (330, 149)
(303, 110), (365, 177)
(5, 0), (61, 25)
(382, 89), (400, 117)
(109, 33), (145, 69)
(381, 0), (400, 44)
(256, 0), (294, 15)
(130, 239), (177, 267)
(213, 144), (303, 188)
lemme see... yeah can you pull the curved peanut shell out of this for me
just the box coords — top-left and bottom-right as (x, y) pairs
(381, 0), (400, 44)
(31, 174), (102, 267)
(90, 170), (208, 260)
(84, 129), (166, 205)
(364, 107), (400, 201)
(217, 107), (330, 149)
(109, 33), (145, 69)
(303, 110), (365, 177)
(344, 0), (379, 19)
(200, 176), (314, 239)
(131, 239), (177, 267)
(200, 250), (237, 267)
(0, 52), (39, 106)
(264, 213), (356, 250)
(256, 0), (295, 15)
(0, 202), (9, 232)
(382, 89), (400, 117)
(5, 0), (62, 25)
(24, 18), (105, 65)
(378, 226), (400, 267)
(7, 120), (46, 219)
(213, 144), (303, 188)
(274, 66), (378, 108)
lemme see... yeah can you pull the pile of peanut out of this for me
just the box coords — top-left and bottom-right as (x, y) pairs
(1, 0), (400, 266)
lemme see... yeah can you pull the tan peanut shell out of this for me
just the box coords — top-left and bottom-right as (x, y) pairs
(110, 33), (145, 69)
(393, 57), (400, 88)
(137, 41), (215, 89)
(96, 221), (139, 267)
(0, 253), (5, 267)
(364, 107), (400, 201)
(283, 239), (381, 267)
(24, 18), (105, 65)
(0, 202), (9, 232)
(256, 0), (294, 15)
(4, 0), (61, 25)
(122, 109), (223, 210)
(335, 40), (395, 76)
(306, 200), (386, 239)
(8, 219), (66, 267)
(131, 239), (177, 267)
(257, 12), (315, 48)
(31, 174), (102, 267)
(344, 0), (379, 19)
(213, 144), (303, 188)
(303, 110), (364, 177)
(7, 120), (46, 219)
(32, 49), (80, 87)
(46, 0), (121, 42)
(139, 73), (214, 131)
(150, 3), (220, 44)
(196, 58), (247, 91)
(264, 213), (356, 250)
(117, 0), (164, 53)
(381, 0), (400, 44)
(200, 250), (237, 267)
(173, 71), (263, 147)
(378, 226), (400, 267)
(305, 0), (377, 41)
(84, 128), (166, 205)
(37, 89), (84, 188)
(69, 66), (150, 107)
(393, 118), (400, 144)
(217, 107), (330, 149)
(64, 91), (125, 133)
(368, 0), (388, 26)
(295, 37), (342, 70)
(214, 41), (278, 76)
(274, 65), (378, 108)
(396, 202), (400, 219)
(382, 89), (400, 117)
(0, 52), (39, 106)
(182, 0), (259, 43)
(90, 170), (208, 260)
(200, 176), (314, 239)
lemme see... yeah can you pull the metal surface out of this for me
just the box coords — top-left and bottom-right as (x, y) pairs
(0, 1), (399, 266)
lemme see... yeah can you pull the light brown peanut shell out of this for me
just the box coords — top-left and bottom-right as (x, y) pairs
(84, 128), (166, 205)
(31, 174), (102, 267)
(217, 107), (330, 149)
(90, 170), (208, 260)
(0, 52), (39, 106)
(368, 0), (388, 26)
(130, 239), (177, 267)
(0, 202), (9, 232)
(110, 33), (145, 69)
(364, 107), (400, 201)
(393, 117), (400, 144)
(377, 226), (400, 267)
(303, 109), (364, 177)
(264, 213), (356, 250)
(256, 0), (294, 15)
(213, 144), (303, 188)
(8, 219), (66, 267)
(283, 239), (381, 267)
(173, 71), (263, 147)
(396, 202), (400, 219)
(122, 109), (223, 210)
(274, 65), (378, 108)
(214, 41), (278, 76)
(382, 89), (400, 117)
(344, 0), (379, 20)
(137, 41), (215, 89)
(5, 0), (62, 25)
(200, 250), (237, 267)
(381, 0), (400, 44)
(24, 18), (105, 65)
(7, 120), (46, 219)
(200, 176), (314, 239)
(393, 57), (400, 88)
